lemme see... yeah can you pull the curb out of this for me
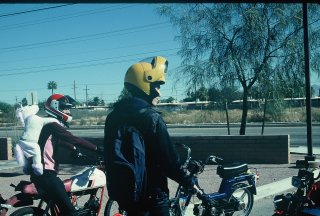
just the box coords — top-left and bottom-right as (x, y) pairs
(0, 160), (20, 171)
(255, 177), (293, 201)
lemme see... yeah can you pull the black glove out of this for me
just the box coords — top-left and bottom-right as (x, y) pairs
(187, 159), (204, 175)
(185, 176), (200, 195)
(96, 145), (104, 157)
(71, 147), (85, 159)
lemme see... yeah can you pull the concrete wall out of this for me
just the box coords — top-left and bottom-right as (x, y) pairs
(0, 135), (290, 164)
(171, 135), (290, 164)
(78, 135), (290, 164)
(0, 137), (13, 160)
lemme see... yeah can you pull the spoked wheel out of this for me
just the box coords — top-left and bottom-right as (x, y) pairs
(225, 183), (254, 216)
(169, 197), (183, 216)
(104, 199), (120, 216)
(10, 207), (46, 216)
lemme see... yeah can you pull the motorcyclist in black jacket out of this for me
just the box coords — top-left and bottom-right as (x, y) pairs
(104, 56), (194, 216)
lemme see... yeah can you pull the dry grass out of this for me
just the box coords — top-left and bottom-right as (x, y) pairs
(67, 107), (320, 125)
(3, 107), (318, 127)
(161, 108), (320, 124)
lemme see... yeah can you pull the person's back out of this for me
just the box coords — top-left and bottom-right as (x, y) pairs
(30, 93), (101, 216)
(15, 104), (59, 175)
(104, 56), (194, 216)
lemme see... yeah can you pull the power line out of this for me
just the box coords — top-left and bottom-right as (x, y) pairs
(0, 21), (170, 53)
(0, 39), (174, 64)
(0, 52), (177, 77)
(0, 5), (137, 31)
(0, 82), (121, 93)
(0, 4), (75, 18)
(0, 48), (179, 73)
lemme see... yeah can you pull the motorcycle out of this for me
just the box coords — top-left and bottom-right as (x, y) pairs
(105, 143), (259, 216)
(0, 153), (106, 216)
(273, 160), (320, 216)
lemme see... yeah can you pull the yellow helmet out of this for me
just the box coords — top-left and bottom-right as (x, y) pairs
(124, 56), (168, 95)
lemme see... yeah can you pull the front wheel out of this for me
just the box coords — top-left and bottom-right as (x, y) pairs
(10, 207), (46, 216)
(104, 199), (121, 216)
(169, 197), (184, 216)
(225, 183), (254, 216)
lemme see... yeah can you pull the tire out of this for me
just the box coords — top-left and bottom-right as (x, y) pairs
(225, 183), (254, 216)
(104, 199), (120, 216)
(169, 197), (182, 216)
(104, 198), (183, 216)
(10, 207), (45, 216)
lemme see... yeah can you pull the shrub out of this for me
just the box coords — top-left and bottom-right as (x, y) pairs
(312, 108), (320, 122)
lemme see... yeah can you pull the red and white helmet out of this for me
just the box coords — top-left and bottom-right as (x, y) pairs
(45, 94), (75, 123)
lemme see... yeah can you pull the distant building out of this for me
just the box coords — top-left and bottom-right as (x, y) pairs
(229, 97), (320, 109)
(156, 101), (212, 111)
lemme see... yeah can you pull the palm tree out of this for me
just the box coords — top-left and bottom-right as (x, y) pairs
(47, 81), (57, 95)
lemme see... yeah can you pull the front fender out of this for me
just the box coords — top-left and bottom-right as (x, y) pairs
(248, 184), (257, 195)
(0, 193), (35, 216)
(4, 193), (34, 208)
(0, 194), (8, 216)
(247, 175), (257, 195)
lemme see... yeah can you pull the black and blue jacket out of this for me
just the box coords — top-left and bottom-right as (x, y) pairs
(104, 97), (193, 197)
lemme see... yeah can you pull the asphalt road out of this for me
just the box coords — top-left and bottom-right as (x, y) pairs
(1, 125), (319, 147)
(251, 195), (277, 216)
(251, 189), (295, 216)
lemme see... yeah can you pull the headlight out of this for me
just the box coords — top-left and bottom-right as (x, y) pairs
(292, 176), (303, 188)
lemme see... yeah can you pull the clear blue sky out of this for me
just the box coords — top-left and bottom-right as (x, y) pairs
(0, 3), (319, 105)
(0, 3), (184, 105)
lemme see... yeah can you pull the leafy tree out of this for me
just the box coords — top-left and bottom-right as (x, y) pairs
(116, 88), (130, 102)
(0, 101), (14, 123)
(208, 85), (242, 103)
(183, 87), (208, 102)
(88, 97), (105, 106)
(161, 96), (175, 103)
(158, 3), (320, 134)
(47, 81), (57, 95)
(38, 101), (46, 111)
(21, 98), (28, 106)
(0, 101), (12, 113)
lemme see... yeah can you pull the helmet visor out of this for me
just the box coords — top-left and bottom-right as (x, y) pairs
(59, 95), (76, 110)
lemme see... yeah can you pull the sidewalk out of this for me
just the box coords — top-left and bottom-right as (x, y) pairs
(0, 160), (21, 171)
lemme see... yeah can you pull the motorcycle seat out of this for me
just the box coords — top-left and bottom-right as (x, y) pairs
(217, 163), (248, 178)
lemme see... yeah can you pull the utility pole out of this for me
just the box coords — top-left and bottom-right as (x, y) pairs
(303, 3), (314, 161)
(72, 80), (77, 101)
(31, 92), (34, 105)
(84, 85), (89, 107)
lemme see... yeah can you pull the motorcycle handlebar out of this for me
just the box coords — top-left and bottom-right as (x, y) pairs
(174, 143), (224, 165)
(71, 148), (104, 167)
